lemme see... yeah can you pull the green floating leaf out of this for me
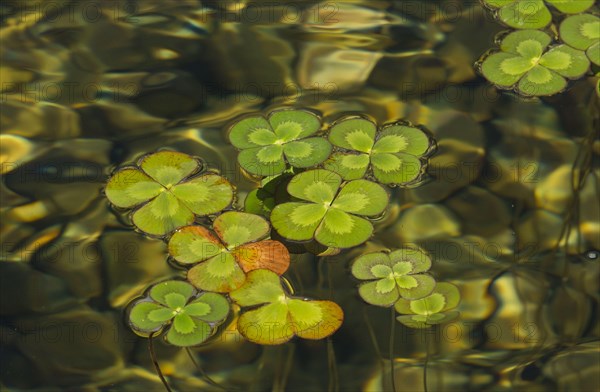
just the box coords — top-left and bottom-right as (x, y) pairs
(105, 151), (234, 236)
(213, 211), (269, 248)
(131, 192), (195, 236)
(540, 45), (590, 78)
(188, 252), (247, 293)
(149, 280), (195, 306)
(127, 280), (231, 346)
(560, 14), (600, 51)
(271, 170), (389, 248)
(129, 301), (169, 333)
(352, 248), (436, 307)
(496, 0), (552, 30)
(394, 282), (461, 328)
(328, 117), (377, 152)
(105, 168), (163, 208)
(588, 42), (600, 66)
(230, 270), (344, 345)
(228, 108), (330, 177)
(480, 29), (585, 97)
(139, 151), (200, 186)
(546, 0), (594, 14)
(325, 118), (431, 185)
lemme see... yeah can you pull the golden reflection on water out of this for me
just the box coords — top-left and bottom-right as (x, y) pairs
(1, 0), (599, 391)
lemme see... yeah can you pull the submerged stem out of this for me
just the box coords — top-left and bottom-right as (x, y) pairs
(327, 338), (339, 392)
(148, 332), (173, 392)
(185, 347), (229, 390)
(389, 307), (397, 392)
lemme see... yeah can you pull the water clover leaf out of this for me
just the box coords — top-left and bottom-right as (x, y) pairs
(168, 211), (291, 293)
(228, 108), (332, 177)
(351, 248), (436, 307)
(394, 282), (460, 329)
(105, 151), (234, 236)
(545, 0), (595, 14)
(560, 14), (600, 66)
(481, 0), (552, 29)
(481, 30), (590, 96)
(128, 280), (230, 346)
(324, 117), (431, 185)
(270, 169), (389, 248)
(229, 269), (344, 345)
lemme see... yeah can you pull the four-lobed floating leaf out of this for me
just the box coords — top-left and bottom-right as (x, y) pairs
(481, 30), (590, 96)
(169, 211), (290, 293)
(270, 169), (389, 248)
(560, 14), (600, 66)
(323, 117), (431, 185)
(229, 269), (344, 345)
(395, 282), (461, 329)
(351, 248), (436, 307)
(128, 280), (230, 346)
(105, 151), (234, 236)
(228, 109), (332, 177)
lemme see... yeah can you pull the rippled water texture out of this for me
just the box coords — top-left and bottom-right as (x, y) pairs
(1, 1), (599, 391)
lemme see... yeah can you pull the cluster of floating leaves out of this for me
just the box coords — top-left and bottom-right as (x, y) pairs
(351, 248), (460, 328)
(105, 108), (440, 349)
(104, 150), (345, 347)
(478, 1), (598, 97)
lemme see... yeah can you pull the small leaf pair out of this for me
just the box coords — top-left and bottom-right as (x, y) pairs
(270, 169), (389, 249)
(230, 269), (344, 345)
(128, 280), (230, 346)
(228, 109), (332, 177)
(481, 0), (594, 29)
(560, 14), (600, 66)
(169, 211), (290, 293)
(323, 117), (431, 185)
(395, 282), (460, 329)
(351, 248), (436, 307)
(481, 30), (590, 96)
(105, 151), (234, 236)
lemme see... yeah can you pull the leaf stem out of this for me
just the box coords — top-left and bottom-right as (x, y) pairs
(148, 332), (173, 392)
(389, 307), (397, 392)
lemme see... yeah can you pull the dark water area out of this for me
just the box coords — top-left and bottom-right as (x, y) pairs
(1, 1), (599, 391)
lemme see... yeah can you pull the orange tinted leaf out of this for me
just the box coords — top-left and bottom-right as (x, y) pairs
(291, 300), (343, 340)
(233, 240), (290, 275)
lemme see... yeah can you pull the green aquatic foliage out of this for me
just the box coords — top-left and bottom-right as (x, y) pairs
(105, 151), (234, 236)
(229, 269), (344, 345)
(128, 280), (230, 346)
(169, 211), (291, 293)
(270, 169), (389, 248)
(228, 108), (332, 177)
(323, 117), (431, 185)
(351, 248), (436, 307)
(481, 30), (590, 96)
(395, 282), (461, 329)
(480, 0), (594, 29)
(560, 14), (600, 66)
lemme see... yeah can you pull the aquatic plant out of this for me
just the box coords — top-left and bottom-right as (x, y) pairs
(104, 108), (446, 391)
(105, 151), (234, 236)
(128, 280), (230, 346)
(480, 30), (590, 96)
(394, 282), (461, 329)
(323, 117), (431, 185)
(270, 169), (389, 248)
(480, 0), (595, 29)
(229, 269), (344, 345)
(228, 108), (332, 177)
(169, 211), (290, 293)
(560, 14), (600, 66)
(351, 248), (436, 307)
